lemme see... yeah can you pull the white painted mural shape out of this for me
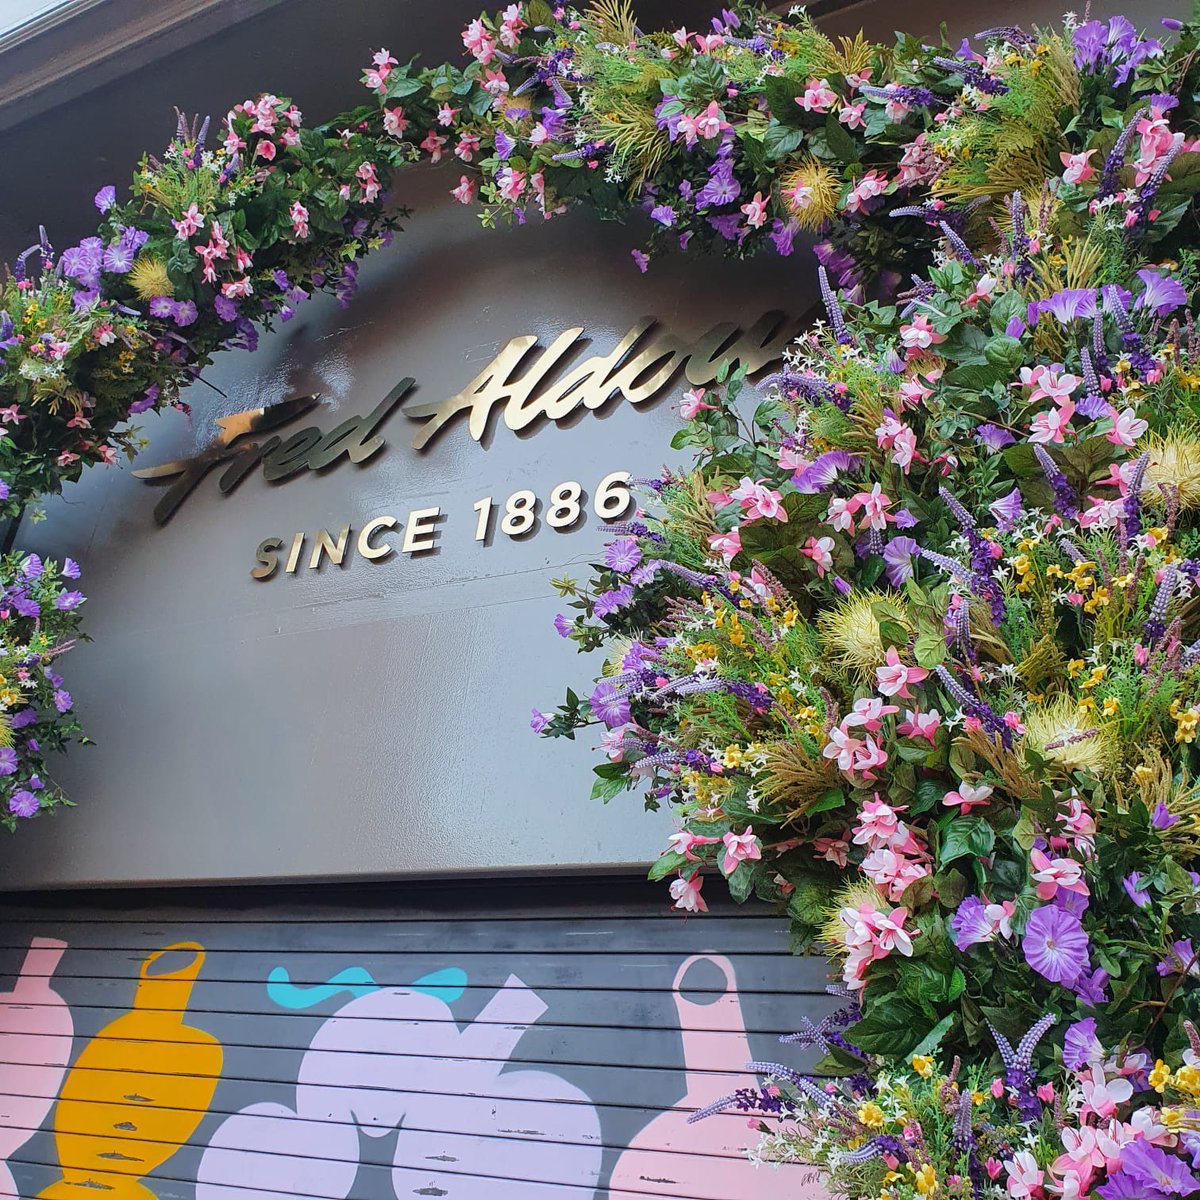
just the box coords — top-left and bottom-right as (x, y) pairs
(0, 939), (73, 1200)
(196, 974), (603, 1199)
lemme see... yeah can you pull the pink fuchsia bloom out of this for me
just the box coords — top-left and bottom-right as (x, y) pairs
(497, 3), (525, 47)
(814, 835), (850, 866)
(695, 101), (724, 139)
(1030, 847), (1090, 900)
(289, 200), (309, 239)
(708, 528), (742, 562)
(382, 107), (409, 137)
(462, 18), (496, 63)
(721, 828), (761, 874)
(843, 697), (898, 733)
(855, 483), (893, 531)
(861, 847), (928, 900)
(1060, 148), (1098, 185)
(851, 795), (906, 849)
(1006, 1151), (1044, 1200)
(173, 203), (204, 240)
(1077, 1067), (1133, 1121)
(863, 906), (915, 956)
(899, 313), (945, 354)
(898, 375), (934, 408)
(964, 274), (997, 308)
(356, 160), (381, 201)
(497, 166), (527, 201)
(451, 176), (477, 204)
(897, 708), (940, 745)
(875, 647), (929, 699)
(1135, 106), (1177, 184)
(455, 133), (482, 161)
(801, 535), (834, 576)
(420, 131), (448, 162)
(826, 495), (856, 533)
(1105, 406), (1149, 446)
(220, 277), (253, 299)
(730, 477), (787, 521)
(943, 781), (993, 813)
(843, 169), (888, 214)
(740, 191), (770, 228)
(1029, 399), (1076, 444)
(839, 100), (867, 129)
(664, 830), (720, 859)
(823, 725), (864, 771)
(679, 387), (717, 419)
(1060, 797), (1097, 855)
(436, 104), (460, 126)
(796, 77), (837, 112)
(482, 67), (509, 97)
(255, 138), (277, 161)
(1021, 363), (1080, 404)
(669, 874), (707, 913)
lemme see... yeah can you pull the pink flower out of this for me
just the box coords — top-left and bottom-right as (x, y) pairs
(708, 528), (742, 562)
(669, 874), (707, 913)
(855, 483), (893, 531)
(823, 725), (864, 772)
(172, 203), (204, 240)
(801, 535), (834, 577)
(664, 830), (720, 859)
(844, 170), (888, 214)
(1019, 364), (1079, 404)
(897, 708), (941, 745)
(796, 77), (837, 113)
(1005, 1151), (1044, 1200)
(899, 313), (945, 353)
(740, 191), (770, 228)
(943, 781), (993, 813)
(382, 107), (409, 137)
(462, 18), (496, 63)
(861, 847), (928, 899)
(814, 836), (850, 866)
(721, 828), (761, 874)
(420, 131), (447, 163)
(451, 176), (477, 204)
(1030, 848), (1090, 900)
(1106, 407), (1149, 446)
(695, 100), (724, 139)
(875, 647), (929, 699)
(56, 450), (79, 467)
(680, 387), (717, 419)
(497, 166), (527, 201)
(221, 277), (253, 299)
(1060, 148), (1098, 185)
(436, 104), (461, 127)
(289, 200), (309, 239)
(852, 796), (906, 848)
(255, 138), (277, 162)
(482, 67), (510, 97)
(1077, 1068), (1132, 1121)
(730, 477), (787, 521)
(839, 101), (867, 129)
(454, 133), (482, 162)
(843, 697), (898, 733)
(1029, 399), (1076, 444)
(851, 736), (889, 780)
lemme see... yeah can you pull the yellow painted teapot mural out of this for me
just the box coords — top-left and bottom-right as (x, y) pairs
(39, 941), (222, 1200)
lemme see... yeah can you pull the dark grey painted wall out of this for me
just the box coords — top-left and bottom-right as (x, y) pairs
(0, 880), (834, 1200)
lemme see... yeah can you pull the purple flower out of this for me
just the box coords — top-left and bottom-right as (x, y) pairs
(1123, 872), (1151, 908)
(1136, 269), (1188, 316)
(882, 536), (918, 586)
(1098, 1171), (1170, 1200)
(630, 249), (649, 273)
(1119, 1139), (1200, 1196)
(8, 790), (38, 819)
(54, 590), (84, 611)
(10, 709), (36, 730)
(989, 488), (1022, 531)
(213, 294), (238, 321)
(590, 681), (631, 727)
(553, 613), (572, 637)
(0, 748), (16, 777)
(650, 204), (677, 227)
(892, 508), (917, 529)
(20, 555), (41, 580)
(0, 482), (9, 502)
(1152, 801), (1180, 829)
(976, 424), (1015, 453)
(102, 240), (136, 274)
(695, 159), (740, 208)
(605, 538), (643, 574)
(11, 593), (39, 618)
(59, 237), (103, 290)
(1023, 904), (1090, 986)
(1004, 315), (1027, 339)
(173, 300), (198, 327)
(629, 562), (661, 587)
(593, 585), (634, 618)
(529, 707), (549, 733)
(118, 225), (149, 254)
(1156, 938), (1199, 978)
(148, 296), (176, 319)
(949, 896), (994, 949)
(792, 451), (861, 494)
(1063, 1017), (1101, 1070)
(1038, 288), (1098, 323)
(53, 689), (72, 713)
(94, 185), (117, 212)
(494, 129), (515, 160)
(769, 219), (796, 257)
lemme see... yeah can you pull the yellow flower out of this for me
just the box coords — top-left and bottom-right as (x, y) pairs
(911, 1164), (938, 1195)
(858, 1101), (885, 1128)
(1175, 1065), (1200, 1098)
(1150, 1059), (1172, 1092)
(911, 1055), (934, 1078)
(1068, 659), (1086, 678)
(1102, 697), (1120, 717)
(723, 745), (744, 769)
(128, 255), (173, 301)
(781, 158), (841, 231)
(1177, 708), (1200, 744)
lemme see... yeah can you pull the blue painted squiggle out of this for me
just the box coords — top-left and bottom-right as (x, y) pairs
(266, 966), (468, 1009)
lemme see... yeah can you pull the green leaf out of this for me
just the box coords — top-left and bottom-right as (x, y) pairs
(914, 629), (947, 669)
(808, 788), (848, 815)
(648, 851), (687, 882)
(911, 1013), (956, 1056)
(939, 814), (995, 864)
(912, 779), (948, 815)
(850, 997), (935, 1057)
(823, 112), (859, 165)
(763, 121), (805, 160)
(727, 861), (759, 902)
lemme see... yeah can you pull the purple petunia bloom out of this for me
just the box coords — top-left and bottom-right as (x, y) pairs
(94, 185), (117, 212)
(1097, 1170), (1170, 1200)
(976, 424), (1016, 453)
(0, 748), (16, 777)
(695, 159), (740, 209)
(1023, 904), (1090, 986)
(10, 709), (35, 730)
(882, 536), (918, 586)
(148, 296), (176, 319)
(494, 129), (515, 160)
(949, 896), (994, 949)
(21, 554), (41, 580)
(1063, 1017), (1101, 1070)
(102, 240), (135, 274)
(1156, 938), (1200, 978)
(1153, 801), (1180, 829)
(1074, 966), (1110, 1006)
(768, 219), (797, 257)
(629, 561), (661, 587)
(605, 538), (643, 574)
(11, 593), (38, 618)
(793, 451), (862, 494)
(650, 204), (677, 227)
(53, 689), (72, 714)
(1119, 1139), (1200, 1196)
(1004, 315), (1027, 339)
(1038, 288), (1098, 323)
(989, 488), (1022, 531)
(590, 681), (631, 728)
(59, 237), (103, 290)
(54, 590), (84, 611)
(630, 249), (649, 273)
(1136, 269), (1188, 316)
(553, 613), (572, 638)
(529, 708), (549, 733)
(173, 300), (198, 327)
(0, 482), (9, 502)
(1124, 872), (1151, 907)
(593, 585), (634, 618)
(213, 294), (238, 321)
(8, 790), (38, 819)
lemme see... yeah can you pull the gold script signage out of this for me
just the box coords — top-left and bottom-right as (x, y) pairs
(134, 312), (795, 524)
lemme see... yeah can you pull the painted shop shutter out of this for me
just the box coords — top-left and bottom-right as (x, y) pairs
(0, 878), (834, 1200)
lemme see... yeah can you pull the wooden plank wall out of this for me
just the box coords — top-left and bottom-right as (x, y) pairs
(0, 878), (833, 1200)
